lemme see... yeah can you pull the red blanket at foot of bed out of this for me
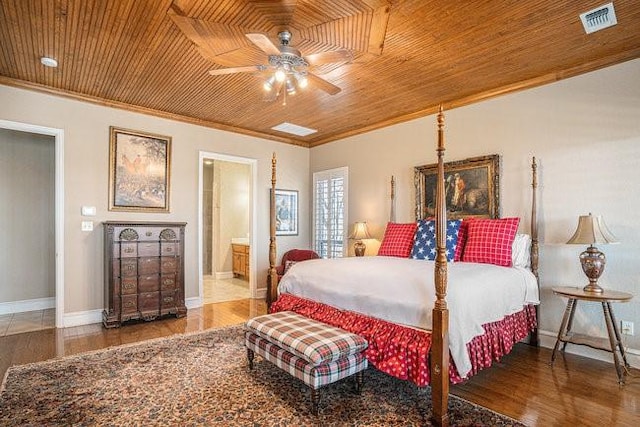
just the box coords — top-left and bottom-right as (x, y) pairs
(270, 294), (537, 386)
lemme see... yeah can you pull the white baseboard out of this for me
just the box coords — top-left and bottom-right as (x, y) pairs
(0, 297), (55, 315)
(63, 309), (103, 327)
(215, 271), (234, 280)
(185, 296), (202, 309)
(538, 328), (640, 369)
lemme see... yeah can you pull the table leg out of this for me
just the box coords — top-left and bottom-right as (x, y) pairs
(606, 302), (631, 369)
(602, 302), (625, 384)
(551, 298), (576, 365)
(561, 299), (578, 352)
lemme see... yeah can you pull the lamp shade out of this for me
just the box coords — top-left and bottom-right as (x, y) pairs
(566, 213), (618, 245)
(349, 222), (372, 240)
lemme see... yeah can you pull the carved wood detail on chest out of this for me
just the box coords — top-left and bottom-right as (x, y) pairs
(103, 221), (187, 328)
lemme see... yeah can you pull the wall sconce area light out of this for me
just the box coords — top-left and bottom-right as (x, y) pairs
(349, 222), (372, 257)
(566, 213), (619, 293)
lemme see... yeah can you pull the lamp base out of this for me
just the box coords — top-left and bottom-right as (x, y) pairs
(580, 245), (606, 293)
(583, 283), (604, 293)
(354, 241), (366, 257)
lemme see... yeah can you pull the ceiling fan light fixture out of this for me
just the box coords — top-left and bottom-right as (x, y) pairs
(275, 68), (286, 82)
(263, 76), (275, 92)
(286, 78), (296, 95)
(295, 73), (308, 89)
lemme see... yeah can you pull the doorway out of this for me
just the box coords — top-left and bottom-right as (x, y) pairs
(198, 152), (257, 304)
(0, 120), (64, 329)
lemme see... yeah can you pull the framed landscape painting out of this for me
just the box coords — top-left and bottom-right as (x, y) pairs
(109, 127), (172, 212)
(414, 154), (500, 220)
(274, 189), (298, 236)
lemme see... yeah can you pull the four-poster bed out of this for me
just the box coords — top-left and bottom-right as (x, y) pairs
(266, 108), (539, 426)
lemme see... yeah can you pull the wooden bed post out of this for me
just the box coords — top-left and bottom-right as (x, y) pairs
(431, 106), (450, 427)
(267, 153), (278, 308)
(530, 156), (540, 346)
(389, 175), (396, 222)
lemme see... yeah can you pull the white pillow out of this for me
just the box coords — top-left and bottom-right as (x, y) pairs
(511, 234), (531, 268)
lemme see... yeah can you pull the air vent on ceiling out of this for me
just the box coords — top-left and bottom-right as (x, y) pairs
(271, 122), (317, 137)
(580, 2), (617, 34)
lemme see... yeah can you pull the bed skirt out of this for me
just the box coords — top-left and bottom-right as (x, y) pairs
(270, 293), (537, 386)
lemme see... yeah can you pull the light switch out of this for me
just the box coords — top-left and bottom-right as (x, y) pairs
(81, 221), (94, 231)
(81, 206), (96, 216)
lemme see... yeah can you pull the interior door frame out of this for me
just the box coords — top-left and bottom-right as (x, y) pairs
(0, 119), (65, 328)
(197, 151), (257, 302)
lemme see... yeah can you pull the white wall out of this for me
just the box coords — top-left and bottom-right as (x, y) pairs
(312, 58), (640, 362)
(0, 84), (310, 320)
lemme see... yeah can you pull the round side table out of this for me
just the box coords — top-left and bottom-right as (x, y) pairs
(550, 286), (633, 384)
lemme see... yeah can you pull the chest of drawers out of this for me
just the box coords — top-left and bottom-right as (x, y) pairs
(103, 221), (187, 328)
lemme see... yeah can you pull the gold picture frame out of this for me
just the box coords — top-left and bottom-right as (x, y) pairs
(108, 127), (172, 212)
(415, 154), (500, 220)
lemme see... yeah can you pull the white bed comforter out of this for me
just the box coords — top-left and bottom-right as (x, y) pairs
(278, 256), (540, 379)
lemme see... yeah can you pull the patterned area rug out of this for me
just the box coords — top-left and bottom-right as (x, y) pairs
(0, 325), (525, 426)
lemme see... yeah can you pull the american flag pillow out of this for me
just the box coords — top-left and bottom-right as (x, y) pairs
(453, 219), (472, 261)
(462, 217), (520, 267)
(377, 222), (417, 257)
(410, 219), (462, 261)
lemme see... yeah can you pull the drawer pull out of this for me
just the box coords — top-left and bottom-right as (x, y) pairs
(124, 247), (134, 253)
(163, 279), (174, 285)
(146, 231), (153, 237)
(123, 282), (136, 290)
(166, 247), (173, 252)
(163, 296), (174, 303)
(124, 301), (135, 308)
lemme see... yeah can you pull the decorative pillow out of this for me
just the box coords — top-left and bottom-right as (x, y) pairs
(453, 219), (472, 261)
(511, 233), (531, 268)
(410, 219), (462, 262)
(377, 222), (417, 257)
(462, 217), (520, 267)
(283, 260), (298, 274)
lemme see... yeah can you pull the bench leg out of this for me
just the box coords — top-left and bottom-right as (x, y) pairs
(247, 348), (254, 370)
(354, 370), (364, 394)
(310, 387), (320, 415)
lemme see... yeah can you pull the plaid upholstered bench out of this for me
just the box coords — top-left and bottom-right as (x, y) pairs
(245, 311), (368, 415)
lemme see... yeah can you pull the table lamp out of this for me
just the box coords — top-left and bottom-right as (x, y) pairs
(566, 213), (618, 293)
(349, 222), (372, 257)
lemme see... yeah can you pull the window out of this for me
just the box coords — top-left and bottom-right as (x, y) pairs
(313, 167), (348, 258)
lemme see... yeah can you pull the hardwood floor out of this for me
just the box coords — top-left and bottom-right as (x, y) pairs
(1, 299), (638, 426)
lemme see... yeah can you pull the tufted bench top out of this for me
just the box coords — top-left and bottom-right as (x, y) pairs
(245, 311), (368, 365)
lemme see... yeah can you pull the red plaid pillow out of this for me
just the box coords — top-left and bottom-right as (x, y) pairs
(377, 222), (417, 257)
(462, 218), (520, 267)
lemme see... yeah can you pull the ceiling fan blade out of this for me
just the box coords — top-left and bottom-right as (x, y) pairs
(245, 33), (281, 56)
(305, 49), (353, 66)
(307, 73), (341, 95)
(263, 80), (284, 102)
(208, 65), (264, 76)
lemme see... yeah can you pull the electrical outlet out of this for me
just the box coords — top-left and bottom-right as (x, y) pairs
(621, 320), (634, 336)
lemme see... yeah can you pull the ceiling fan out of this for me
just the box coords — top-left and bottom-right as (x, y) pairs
(207, 30), (353, 102)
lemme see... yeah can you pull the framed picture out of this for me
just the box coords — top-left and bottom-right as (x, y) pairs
(414, 154), (500, 220)
(109, 127), (172, 212)
(273, 189), (298, 236)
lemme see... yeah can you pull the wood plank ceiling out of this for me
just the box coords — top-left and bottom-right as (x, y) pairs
(1, 0), (639, 147)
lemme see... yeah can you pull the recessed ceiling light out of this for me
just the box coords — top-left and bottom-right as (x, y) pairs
(271, 122), (317, 137)
(40, 57), (58, 68)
